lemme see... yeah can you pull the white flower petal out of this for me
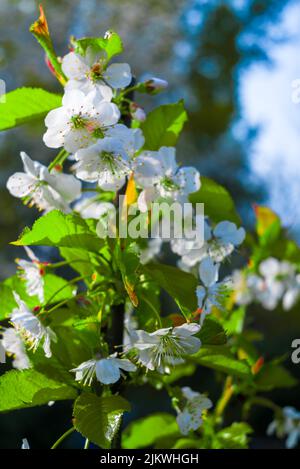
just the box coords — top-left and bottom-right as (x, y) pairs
(95, 358), (121, 384)
(62, 52), (89, 80)
(199, 257), (219, 287)
(104, 63), (132, 89)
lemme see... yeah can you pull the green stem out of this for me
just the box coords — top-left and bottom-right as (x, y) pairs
(44, 293), (82, 314)
(48, 259), (93, 269)
(243, 396), (283, 420)
(42, 275), (89, 309)
(51, 427), (75, 449)
(84, 438), (90, 449)
(48, 149), (69, 172)
(215, 376), (234, 418)
(141, 294), (162, 327)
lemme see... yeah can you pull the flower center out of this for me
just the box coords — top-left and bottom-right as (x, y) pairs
(71, 114), (88, 129)
(151, 333), (185, 368)
(90, 63), (104, 82)
(160, 176), (180, 192)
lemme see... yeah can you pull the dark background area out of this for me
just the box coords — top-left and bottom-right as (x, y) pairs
(0, 0), (300, 448)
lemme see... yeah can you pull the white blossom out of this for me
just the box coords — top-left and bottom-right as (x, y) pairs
(16, 247), (46, 302)
(240, 258), (300, 311)
(0, 328), (30, 370)
(62, 48), (132, 95)
(43, 89), (120, 153)
(71, 353), (136, 385)
(171, 215), (211, 269)
(208, 221), (245, 262)
(74, 197), (115, 220)
(106, 124), (145, 160)
(267, 407), (300, 449)
(74, 137), (130, 191)
(6, 152), (81, 213)
(133, 147), (200, 211)
(232, 269), (253, 306)
(176, 387), (212, 435)
(10, 293), (56, 358)
(127, 323), (201, 372)
(196, 257), (231, 324)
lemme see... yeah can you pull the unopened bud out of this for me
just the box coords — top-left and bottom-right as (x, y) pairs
(30, 5), (50, 40)
(144, 77), (168, 94)
(130, 103), (146, 122)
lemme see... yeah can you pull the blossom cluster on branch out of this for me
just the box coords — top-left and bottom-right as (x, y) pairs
(0, 7), (299, 450)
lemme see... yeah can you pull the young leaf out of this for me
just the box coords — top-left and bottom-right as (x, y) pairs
(73, 393), (131, 448)
(144, 262), (198, 312)
(198, 317), (227, 345)
(215, 422), (252, 449)
(12, 210), (103, 251)
(190, 345), (251, 378)
(74, 31), (123, 61)
(140, 101), (188, 150)
(254, 363), (297, 391)
(59, 247), (100, 277)
(189, 176), (240, 224)
(122, 413), (179, 449)
(0, 369), (77, 412)
(0, 88), (62, 131)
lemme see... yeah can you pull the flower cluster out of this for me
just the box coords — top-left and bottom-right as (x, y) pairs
(267, 407), (300, 449)
(233, 257), (300, 311)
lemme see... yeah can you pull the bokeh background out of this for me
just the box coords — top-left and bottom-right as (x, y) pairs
(0, 0), (300, 449)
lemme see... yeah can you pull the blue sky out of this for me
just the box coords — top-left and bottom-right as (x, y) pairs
(238, 0), (300, 237)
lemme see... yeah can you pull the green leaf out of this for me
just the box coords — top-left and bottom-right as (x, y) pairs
(215, 422), (252, 449)
(189, 176), (240, 224)
(50, 325), (99, 369)
(59, 247), (102, 277)
(12, 210), (103, 251)
(122, 413), (179, 449)
(140, 101), (188, 150)
(190, 345), (251, 378)
(74, 31), (123, 61)
(0, 282), (16, 320)
(73, 393), (131, 448)
(0, 87), (62, 131)
(0, 369), (77, 412)
(144, 262), (198, 312)
(255, 363), (297, 391)
(221, 306), (245, 335)
(199, 317), (227, 345)
(162, 363), (196, 384)
(172, 438), (201, 449)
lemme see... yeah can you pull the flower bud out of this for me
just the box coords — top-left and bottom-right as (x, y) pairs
(130, 102), (146, 122)
(144, 77), (168, 94)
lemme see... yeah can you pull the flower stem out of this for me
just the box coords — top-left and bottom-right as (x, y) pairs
(84, 438), (90, 449)
(215, 376), (234, 418)
(42, 275), (90, 310)
(51, 427), (75, 449)
(141, 294), (162, 328)
(48, 149), (69, 171)
(242, 396), (283, 420)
